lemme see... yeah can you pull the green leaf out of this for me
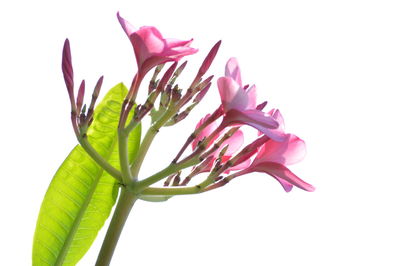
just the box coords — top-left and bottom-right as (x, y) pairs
(32, 83), (141, 266)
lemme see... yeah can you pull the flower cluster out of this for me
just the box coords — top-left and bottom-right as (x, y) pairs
(61, 12), (314, 195)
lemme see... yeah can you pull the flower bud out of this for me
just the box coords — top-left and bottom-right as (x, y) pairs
(156, 62), (177, 93)
(76, 80), (85, 115)
(86, 76), (104, 124)
(62, 39), (75, 110)
(197, 40), (221, 78)
(169, 61), (187, 86)
(193, 83), (211, 103)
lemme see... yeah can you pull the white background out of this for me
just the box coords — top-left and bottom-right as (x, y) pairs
(1, 0), (400, 265)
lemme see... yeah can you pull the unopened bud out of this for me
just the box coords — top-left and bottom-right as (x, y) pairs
(62, 39), (75, 109)
(165, 102), (197, 126)
(157, 62), (177, 93)
(151, 64), (165, 82)
(196, 75), (214, 92)
(76, 80), (85, 114)
(193, 83), (211, 103)
(169, 61), (188, 85)
(198, 40), (221, 77)
(86, 76), (104, 123)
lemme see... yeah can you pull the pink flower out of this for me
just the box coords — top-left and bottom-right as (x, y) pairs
(209, 109), (314, 192)
(234, 109), (314, 192)
(192, 114), (250, 173)
(117, 12), (198, 77)
(250, 134), (314, 192)
(218, 58), (286, 142)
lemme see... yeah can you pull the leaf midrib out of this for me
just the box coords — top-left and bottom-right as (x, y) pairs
(54, 133), (119, 265)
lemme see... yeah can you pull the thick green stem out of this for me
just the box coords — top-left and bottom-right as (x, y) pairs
(96, 188), (137, 266)
(79, 137), (122, 182)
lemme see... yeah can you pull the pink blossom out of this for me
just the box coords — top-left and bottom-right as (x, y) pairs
(218, 58), (286, 142)
(117, 12), (198, 77)
(239, 132), (314, 192)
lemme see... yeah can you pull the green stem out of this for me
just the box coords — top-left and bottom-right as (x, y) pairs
(118, 130), (133, 183)
(134, 157), (198, 192)
(79, 136), (122, 182)
(130, 106), (177, 178)
(140, 176), (215, 196)
(96, 188), (137, 266)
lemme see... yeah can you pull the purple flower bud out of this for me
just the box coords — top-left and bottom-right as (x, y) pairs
(194, 82), (211, 103)
(157, 62), (177, 93)
(76, 80), (85, 114)
(197, 40), (221, 77)
(93, 76), (103, 98)
(62, 39), (75, 108)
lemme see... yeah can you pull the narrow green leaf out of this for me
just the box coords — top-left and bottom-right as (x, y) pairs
(32, 83), (141, 266)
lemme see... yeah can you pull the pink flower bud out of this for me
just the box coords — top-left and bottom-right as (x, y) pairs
(76, 80), (85, 114)
(61, 39), (75, 108)
(157, 62), (177, 93)
(197, 40), (221, 77)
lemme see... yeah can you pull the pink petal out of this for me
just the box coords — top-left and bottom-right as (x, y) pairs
(255, 134), (306, 165)
(252, 162), (315, 192)
(132, 26), (165, 55)
(225, 57), (242, 86)
(192, 114), (220, 150)
(268, 109), (285, 131)
(227, 157), (252, 172)
(246, 85), (257, 109)
(218, 77), (249, 111)
(117, 12), (136, 36)
(165, 38), (194, 48)
(223, 109), (287, 142)
(271, 175), (293, 192)
(221, 130), (244, 156)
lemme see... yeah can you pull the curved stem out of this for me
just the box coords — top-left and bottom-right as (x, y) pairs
(79, 136), (123, 182)
(140, 173), (216, 196)
(134, 156), (199, 192)
(130, 105), (177, 178)
(118, 130), (134, 183)
(96, 188), (137, 266)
